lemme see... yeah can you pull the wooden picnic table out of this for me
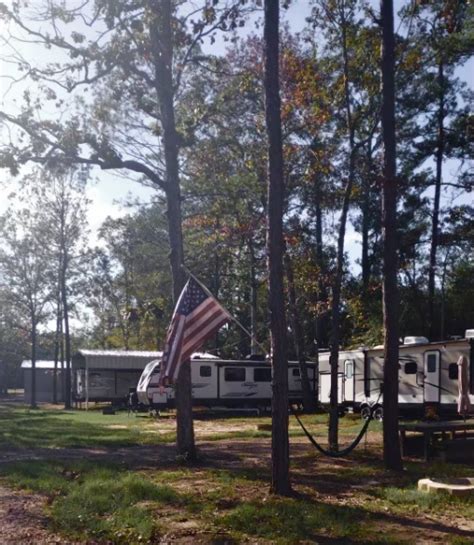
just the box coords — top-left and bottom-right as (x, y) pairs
(399, 420), (474, 461)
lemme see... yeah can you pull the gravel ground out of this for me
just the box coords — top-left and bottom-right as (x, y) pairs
(0, 485), (85, 545)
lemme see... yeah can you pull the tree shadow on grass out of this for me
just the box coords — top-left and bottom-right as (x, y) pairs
(291, 489), (474, 543)
(0, 406), (172, 450)
(1, 443), (472, 545)
(197, 440), (474, 543)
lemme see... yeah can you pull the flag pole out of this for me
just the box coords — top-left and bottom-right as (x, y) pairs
(181, 264), (269, 357)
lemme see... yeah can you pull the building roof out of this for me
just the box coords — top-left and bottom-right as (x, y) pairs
(21, 360), (59, 369)
(73, 350), (218, 370)
(78, 349), (163, 358)
(76, 349), (218, 359)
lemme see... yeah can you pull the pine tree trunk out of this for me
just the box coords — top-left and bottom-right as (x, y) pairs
(53, 294), (61, 404)
(381, 0), (402, 472)
(328, 7), (356, 452)
(213, 233), (220, 350)
(264, 0), (291, 496)
(249, 239), (259, 355)
(328, 162), (354, 451)
(60, 315), (65, 401)
(361, 175), (371, 292)
(315, 190), (323, 266)
(428, 60), (445, 341)
(314, 177), (327, 349)
(149, 0), (193, 460)
(285, 254), (316, 412)
(175, 360), (195, 460)
(61, 261), (72, 410)
(439, 251), (449, 340)
(30, 314), (37, 409)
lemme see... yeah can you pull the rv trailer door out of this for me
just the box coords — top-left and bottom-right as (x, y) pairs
(319, 372), (343, 404)
(344, 359), (355, 403)
(424, 351), (441, 403)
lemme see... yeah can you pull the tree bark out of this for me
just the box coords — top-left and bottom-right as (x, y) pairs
(285, 254), (316, 412)
(314, 174), (327, 349)
(213, 226), (220, 350)
(361, 174), (371, 292)
(149, 0), (193, 460)
(30, 314), (37, 409)
(328, 159), (354, 451)
(264, 0), (291, 496)
(175, 359), (195, 459)
(439, 250), (450, 341)
(56, 192), (72, 411)
(60, 313), (65, 401)
(53, 295), (61, 404)
(315, 187), (324, 268)
(150, 0), (186, 299)
(328, 4), (356, 452)
(427, 60), (445, 341)
(381, 0), (402, 471)
(61, 258), (72, 410)
(249, 239), (259, 355)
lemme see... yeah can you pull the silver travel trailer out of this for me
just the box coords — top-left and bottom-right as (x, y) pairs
(137, 355), (317, 410)
(318, 331), (474, 419)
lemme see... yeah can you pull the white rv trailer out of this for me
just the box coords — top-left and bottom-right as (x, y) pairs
(318, 349), (365, 408)
(318, 331), (474, 419)
(137, 355), (316, 410)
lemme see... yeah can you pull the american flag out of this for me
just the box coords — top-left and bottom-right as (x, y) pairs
(158, 277), (230, 385)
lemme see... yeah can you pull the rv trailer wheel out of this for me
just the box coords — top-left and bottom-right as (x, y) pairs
(360, 406), (371, 420)
(338, 406), (347, 417)
(373, 406), (384, 421)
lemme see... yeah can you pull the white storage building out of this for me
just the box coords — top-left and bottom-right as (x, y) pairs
(22, 360), (64, 403)
(72, 349), (163, 404)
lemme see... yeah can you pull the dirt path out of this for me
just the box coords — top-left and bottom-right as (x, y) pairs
(0, 485), (85, 545)
(0, 440), (473, 544)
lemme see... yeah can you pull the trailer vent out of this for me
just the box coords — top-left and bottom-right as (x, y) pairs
(465, 329), (474, 339)
(403, 336), (429, 345)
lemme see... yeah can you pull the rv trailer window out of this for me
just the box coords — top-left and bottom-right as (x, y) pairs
(199, 365), (212, 378)
(149, 373), (161, 387)
(224, 367), (246, 382)
(254, 368), (271, 382)
(345, 360), (354, 379)
(448, 363), (458, 380)
(404, 361), (417, 375)
(292, 368), (300, 377)
(427, 354), (437, 373)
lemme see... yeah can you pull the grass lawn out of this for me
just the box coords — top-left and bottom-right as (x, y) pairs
(0, 403), (381, 449)
(0, 404), (175, 448)
(0, 404), (473, 544)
